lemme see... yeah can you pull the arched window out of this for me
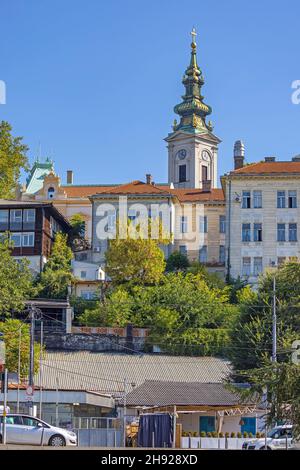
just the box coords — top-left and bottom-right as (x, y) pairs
(47, 187), (55, 199)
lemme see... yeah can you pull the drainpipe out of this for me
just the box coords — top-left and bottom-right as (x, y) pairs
(226, 179), (232, 281)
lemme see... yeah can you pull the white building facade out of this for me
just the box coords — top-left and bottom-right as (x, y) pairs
(223, 156), (300, 282)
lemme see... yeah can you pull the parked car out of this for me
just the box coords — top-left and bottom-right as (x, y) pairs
(0, 414), (77, 446)
(242, 425), (293, 450)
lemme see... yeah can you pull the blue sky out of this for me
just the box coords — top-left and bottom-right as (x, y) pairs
(1, 0), (300, 186)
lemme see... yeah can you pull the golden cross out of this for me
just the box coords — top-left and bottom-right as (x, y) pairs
(191, 27), (197, 44)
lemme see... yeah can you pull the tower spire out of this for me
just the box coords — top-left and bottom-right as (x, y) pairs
(173, 28), (213, 134)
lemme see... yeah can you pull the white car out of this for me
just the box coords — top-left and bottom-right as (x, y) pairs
(242, 425), (293, 450)
(0, 414), (77, 446)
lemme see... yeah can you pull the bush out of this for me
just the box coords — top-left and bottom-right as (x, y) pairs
(243, 432), (248, 438)
(219, 432), (224, 438)
(256, 432), (261, 438)
(230, 432), (236, 438)
(207, 432), (212, 437)
(192, 432), (198, 437)
(212, 431), (218, 438)
(248, 432), (253, 438)
(237, 432), (242, 438)
(200, 431), (206, 438)
(225, 432), (230, 438)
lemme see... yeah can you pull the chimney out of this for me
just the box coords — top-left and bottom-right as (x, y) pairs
(146, 174), (152, 185)
(67, 170), (73, 185)
(202, 180), (211, 192)
(264, 156), (276, 162)
(292, 155), (300, 162)
(234, 140), (245, 170)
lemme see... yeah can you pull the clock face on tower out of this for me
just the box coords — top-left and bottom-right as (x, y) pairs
(176, 149), (187, 160)
(202, 150), (210, 162)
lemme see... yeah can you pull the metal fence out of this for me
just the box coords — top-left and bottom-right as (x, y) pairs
(73, 417), (123, 447)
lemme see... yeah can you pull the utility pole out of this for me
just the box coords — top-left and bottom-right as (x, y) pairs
(272, 276), (277, 363)
(39, 320), (43, 420)
(2, 369), (8, 445)
(28, 306), (35, 416)
(17, 327), (22, 413)
(123, 378), (127, 448)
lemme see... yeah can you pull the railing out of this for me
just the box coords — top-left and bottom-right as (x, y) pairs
(73, 416), (121, 430)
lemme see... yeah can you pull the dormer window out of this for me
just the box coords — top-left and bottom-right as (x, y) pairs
(48, 187), (55, 199)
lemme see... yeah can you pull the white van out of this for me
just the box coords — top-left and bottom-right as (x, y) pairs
(242, 425), (293, 450)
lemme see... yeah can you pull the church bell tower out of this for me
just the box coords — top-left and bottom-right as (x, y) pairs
(165, 29), (221, 189)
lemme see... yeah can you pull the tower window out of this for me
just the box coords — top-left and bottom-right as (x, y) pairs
(202, 165), (208, 182)
(179, 165), (186, 182)
(48, 187), (55, 199)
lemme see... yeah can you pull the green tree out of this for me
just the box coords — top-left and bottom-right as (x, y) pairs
(229, 263), (300, 378)
(79, 271), (236, 355)
(78, 288), (133, 327)
(105, 238), (166, 286)
(239, 361), (300, 438)
(0, 319), (41, 377)
(37, 233), (74, 299)
(166, 251), (190, 272)
(0, 236), (34, 316)
(69, 213), (90, 251)
(0, 121), (29, 198)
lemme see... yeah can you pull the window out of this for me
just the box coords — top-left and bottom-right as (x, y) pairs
(253, 257), (263, 276)
(242, 223), (251, 242)
(50, 217), (61, 237)
(289, 223), (297, 242)
(180, 216), (188, 233)
(199, 215), (207, 233)
(47, 187), (55, 199)
(219, 245), (225, 264)
(253, 223), (262, 242)
(202, 165), (208, 182)
(179, 245), (187, 256)
(23, 209), (36, 229)
(277, 223), (286, 242)
(288, 190), (297, 208)
(219, 215), (226, 233)
(242, 191), (251, 209)
(22, 417), (41, 427)
(81, 291), (96, 300)
(277, 191), (286, 208)
(128, 208), (136, 221)
(80, 271), (87, 279)
(0, 210), (9, 230)
(242, 257), (251, 276)
(199, 245), (207, 263)
(253, 190), (262, 208)
(277, 257), (286, 265)
(10, 209), (22, 229)
(179, 165), (186, 183)
(22, 232), (35, 247)
(10, 233), (21, 247)
(107, 210), (116, 232)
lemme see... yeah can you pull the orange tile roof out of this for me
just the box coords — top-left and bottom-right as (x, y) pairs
(231, 161), (300, 175)
(61, 182), (224, 203)
(62, 185), (117, 197)
(93, 180), (172, 196)
(170, 188), (225, 202)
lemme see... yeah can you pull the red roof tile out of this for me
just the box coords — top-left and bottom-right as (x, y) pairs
(62, 185), (117, 197)
(93, 180), (172, 196)
(170, 188), (225, 202)
(231, 161), (300, 175)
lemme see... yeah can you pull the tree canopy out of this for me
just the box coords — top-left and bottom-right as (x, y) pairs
(0, 121), (28, 198)
(0, 318), (41, 377)
(0, 236), (35, 316)
(105, 237), (166, 286)
(229, 262), (300, 379)
(36, 233), (74, 299)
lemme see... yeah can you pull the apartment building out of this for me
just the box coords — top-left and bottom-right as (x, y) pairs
(222, 151), (300, 282)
